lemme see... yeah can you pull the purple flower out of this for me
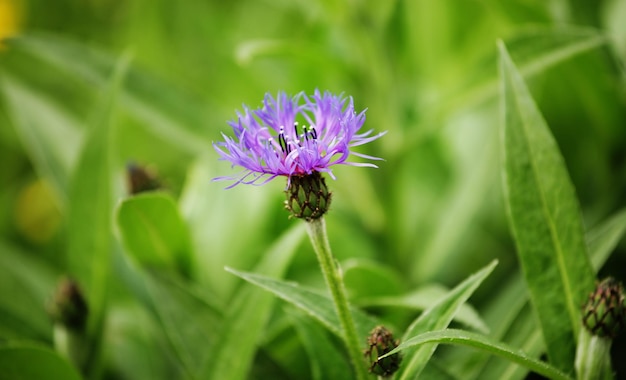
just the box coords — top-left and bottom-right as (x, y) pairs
(213, 90), (386, 188)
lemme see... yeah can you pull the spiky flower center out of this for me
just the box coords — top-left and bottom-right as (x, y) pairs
(276, 122), (319, 156)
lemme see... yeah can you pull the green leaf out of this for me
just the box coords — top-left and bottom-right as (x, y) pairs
(381, 329), (572, 380)
(499, 40), (596, 371)
(0, 345), (82, 380)
(138, 270), (221, 378)
(66, 55), (129, 371)
(106, 302), (178, 380)
(201, 223), (306, 380)
(116, 192), (193, 277)
(397, 260), (497, 380)
(357, 284), (489, 334)
(226, 267), (380, 341)
(1, 74), (83, 204)
(286, 308), (353, 380)
(0, 240), (57, 341)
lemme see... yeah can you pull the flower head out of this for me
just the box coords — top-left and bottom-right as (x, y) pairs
(213, 90), (385, 188)
(364, 325), (402, 377)
(582, 277), (625, 338)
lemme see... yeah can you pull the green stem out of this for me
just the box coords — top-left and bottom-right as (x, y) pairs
(575, 328), (613, 380)
(306, 218), (369, 380)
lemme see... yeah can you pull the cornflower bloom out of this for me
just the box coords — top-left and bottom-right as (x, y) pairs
(214, 90), (385, 188)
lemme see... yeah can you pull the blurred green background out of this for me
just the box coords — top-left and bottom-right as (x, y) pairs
(1, 0), (625, 379)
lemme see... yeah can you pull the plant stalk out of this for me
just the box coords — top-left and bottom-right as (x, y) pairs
(306, 218), (368, 380)
(575, 327), (614, 380)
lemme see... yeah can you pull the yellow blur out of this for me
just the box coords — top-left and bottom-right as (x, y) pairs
(0, 0), (21, 48)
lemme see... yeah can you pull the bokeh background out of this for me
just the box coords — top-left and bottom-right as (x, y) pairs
(1, 0), (625, 378)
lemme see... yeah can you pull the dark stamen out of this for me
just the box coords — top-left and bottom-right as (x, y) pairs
(278, 128), (288, 154)
(309, 126), (318, 140)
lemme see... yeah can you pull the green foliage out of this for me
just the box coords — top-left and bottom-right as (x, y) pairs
(117, 192), (193, 276)
(397, 260), (497, 379)
(199, 224), (305, 380)
(0, 345), (82, 380)
(287, 307), (353, 380)
(1, 0), (626, 379)
(499, 41), (597, 371)
(227, 267), (380, 340)
(383, 329), (572, 380)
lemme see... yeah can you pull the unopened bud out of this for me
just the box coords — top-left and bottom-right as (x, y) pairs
(127, 163), (162, 194)
(581, 277), (625, 339)
(364, 325), (401, 377)
(48, 277), (89, 331)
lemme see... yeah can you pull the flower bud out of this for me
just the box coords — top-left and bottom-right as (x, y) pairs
(364, 325), (401, 377)
(48, 277), (89, 331)
(127, 163), (162, 194)
(581, 277), (625, 339)
(285, 172), (332, 221)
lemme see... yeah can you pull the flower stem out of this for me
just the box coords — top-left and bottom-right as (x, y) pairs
(306, 218), (368, 380)
(575, 327), (614, 380)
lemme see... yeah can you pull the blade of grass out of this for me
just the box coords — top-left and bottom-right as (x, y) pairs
(397, 260), (497, 380)
(1, 74), (83, 204)
(381, 329), (572, 380)
(356, 284), (489, 334)
(499, 40), (596, 371)
(66, 54), (130, 375)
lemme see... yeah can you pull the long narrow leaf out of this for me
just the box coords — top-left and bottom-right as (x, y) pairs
(66, 55), (129, 373)
(357, 284), (489, 334)
(201, 223), (306, 380)
(226, 267), (380, 340)
(381, 329), (572, 380)
(6, 34), (212, 153)
(499, 40), (596, 371)
(139, 271), (221, 378)
(1, 75), (83, 204)
(397, 260), (498, 380)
